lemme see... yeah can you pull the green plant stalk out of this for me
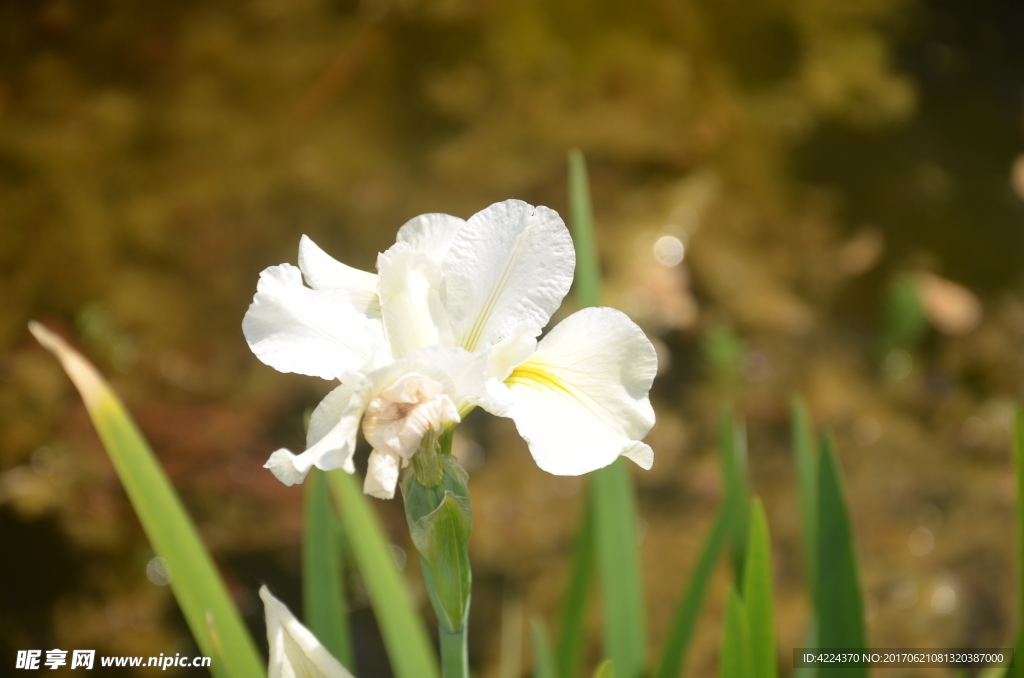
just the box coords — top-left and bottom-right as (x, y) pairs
(29, 323), (264, 678)
(402, 435), (472, 678)
(532, 619), (559, 678)
(303, 469), (353, 668)
(327, 470), (440, 678)
(441, 627), (469, 678)
(570, 148), (647, 678)
(557, 502), (594, 678)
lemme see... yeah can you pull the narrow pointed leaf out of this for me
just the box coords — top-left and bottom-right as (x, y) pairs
(327, 470), (440, 678)
(568, 148), (600, 309)
(532, 619), (559, 678)
(593, 660), (616, 678)
(557, 501), (594, 678)
(742, 499), (776, 678)
(719, 409), (750, 583)
(590, 464), (647, 678)
(816, 437), (866, 678)
(654, 500), (733, 678)
(29, 323), (264, 678)
(304, 469), (353, 668)
(790, 395), (818, 603)
(571, 148), (647, 678)
(720, 589), (752, 678)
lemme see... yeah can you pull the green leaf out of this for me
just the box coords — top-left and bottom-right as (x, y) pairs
(303, 469), (353, 669)
(327, 469), (440, 678)
(29, 323), (264, 678)
(570, 148), (646, 678)
(719, 589), (752, 678)
(568, 148), (600, 308)
(654, 499), (733, 678)
(532, 619), (559, 678)
(402, 456), (473, 634)
(816, 437), (866, 678)
(591, 463), (647, 678)
(719, 408), (750, 582)
(557, 500), (594, 678)
(593, 660), (616, 678)
(790, 396), (818, 605)
(742, 499), (776, 678)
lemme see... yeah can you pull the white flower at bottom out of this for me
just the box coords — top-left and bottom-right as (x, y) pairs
(361, 372), (460, 499)
(261, 586), (353, 678)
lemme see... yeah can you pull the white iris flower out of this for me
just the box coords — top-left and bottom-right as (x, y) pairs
(261, 586), (354, 678)
(243, 199), (657, 498)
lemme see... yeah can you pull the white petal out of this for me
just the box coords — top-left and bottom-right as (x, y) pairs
(486, 321), (540, 381)
(494, 307), (657, 475)
(243, 264), (384, 380)
(298, 235), (381, 318)
(261, 586), (354, 678)
(307, 382), (357, 450)
(265, 382), (361, 486)
(377, 243), (453, 359)
(363, 448), (403, 499)
(442, 200), (575, 352)
(396, 213), (466, 265)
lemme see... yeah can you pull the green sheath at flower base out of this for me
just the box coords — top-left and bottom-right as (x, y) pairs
(401, 453), (473, 634)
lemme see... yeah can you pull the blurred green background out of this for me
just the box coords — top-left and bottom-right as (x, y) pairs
(2, 0), (1024, 675)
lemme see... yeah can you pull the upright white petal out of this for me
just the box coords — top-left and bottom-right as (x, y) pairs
(261, 586), (354, 678)
(443, 200), (575, 352)
(377, 243), (454, 359)
(396, 213), (466, 265)
(299, 235), (381, 318)
(490, 307), (657, 476)
(243, 264), (385, 380)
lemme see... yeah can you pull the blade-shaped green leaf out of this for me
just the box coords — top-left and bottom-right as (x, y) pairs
(304, 468), (353, 669)
(790, 395), (818, 604)
(654, 499), (733, 678)
(816, 437), (866, 678)
(570, 148), (646, 678)
(720, 589), (752, 678)
(593, 660), (616, 678)
(742, 499), (776, 678)
(557, 499), (594, 678)
(29, 323), (264, 678)
(719, 409), (750, 583)
(327, 469), (440, 678)
(568, 147), (600, 308)
(532, 619), (559, 678)
(590, 463), (647, 678)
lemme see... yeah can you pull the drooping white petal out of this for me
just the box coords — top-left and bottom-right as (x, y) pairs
(364, 448), (403, 499)
(377, 243), (454, 359)
(243, 264), (384, 380)
(442, 200), (576, 352)
(299, 235), (381, 318)
(490, 307), (657, 476)
(396, 212), (466, 265)
(261, 586), (354, 678)
(265, 382), (360, 486)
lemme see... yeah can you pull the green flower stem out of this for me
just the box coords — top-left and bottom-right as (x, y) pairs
(440, 627), (469, 678)
(403, 429), (473, 678)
